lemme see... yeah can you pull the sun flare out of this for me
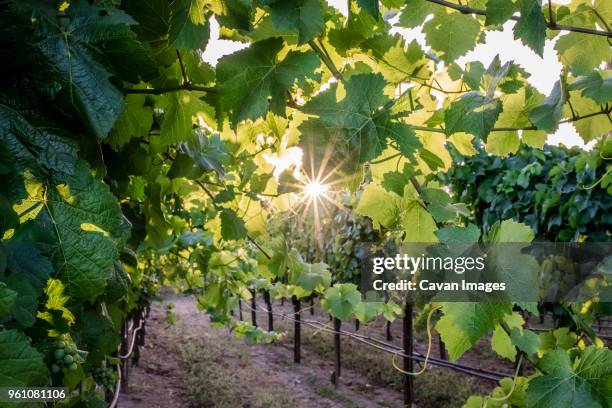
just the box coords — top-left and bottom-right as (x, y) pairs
(303, 180), (328, 199)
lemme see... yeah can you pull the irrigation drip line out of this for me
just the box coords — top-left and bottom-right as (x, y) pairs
(246, 302), (507, 382)
(109, 362), (122, 408)
(108, 309), (146, 408)
(254, 302), (510, 378)
(118, 313), (145, 359)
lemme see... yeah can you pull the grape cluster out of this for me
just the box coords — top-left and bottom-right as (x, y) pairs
(92, 367), (117, 389)
(50, 339), (81, 374)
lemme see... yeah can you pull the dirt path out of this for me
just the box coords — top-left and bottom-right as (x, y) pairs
(118, 294), (404, 408)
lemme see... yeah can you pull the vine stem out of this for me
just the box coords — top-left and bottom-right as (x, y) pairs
(124, 84), (215, 95)
(308, 40), (344, 81)
(424, 0), (612, 37)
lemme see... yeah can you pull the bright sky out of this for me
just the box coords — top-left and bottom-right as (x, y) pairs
(201, 0), (591, 149)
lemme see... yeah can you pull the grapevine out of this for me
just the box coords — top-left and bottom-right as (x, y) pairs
(0, 0), (610, 407)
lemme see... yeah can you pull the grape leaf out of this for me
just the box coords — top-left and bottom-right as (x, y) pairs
(485, 131), (519, 157)
(528, 80), (565, 132)
(569, 91), (611, 142)
(321, 283), (362, 321)
(220, 209), (247, 241)
(358, 0), (380, 18)
(267, 0), (325, 44)
(568, 71), (612, 104)
(0, 282), (17, 321)
(300, 74), (418, 173)
(155, 91), (210, 149)
(0, 330), (49, 387)
(354, 301), (384, 324)
(485, 0), (518, 26)
(3, 233), (54, 327)
(217, 38), (320, 126)
(291, 262), (331, 296)
(398, 0), (440, 28)
(555, 32), (612, 76)
(76, 311), (120, 365)
(16, 1), (132, 138)
(0, 102), (78, 178)
(402, 201), (438, 242)
(448, 133), (478, 156)
(355, 184), (400, 228)
(513, 0), (547, 56)
(510, 327), (540, 356)
(169, 0), (210, 49)
(445, 92), (503, 138)
(46, 161), (126, 302)
(527, 347), (612, 407)
(486, 219), (535, 243)
(107, 94), (154, 150)
(491, 325), (516, 360)
(423, 12), (481, 63)
(436, 302), (512, 361)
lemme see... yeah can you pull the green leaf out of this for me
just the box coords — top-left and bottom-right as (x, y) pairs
(300, 74), (413, 173)
(3, 234), (54, 327)
(510, 327), (540, 356)
(555, 32), (612, 76)
(24, 2), (131, 138)
(487, 219), (535, 243)
(169, 0), (210, 49)
(122, 0), (171, 43)
(527, 347), (612, 408)
(491, 325), (516, 360)
(485, 131), (519, 157)
(513, 0), (547, 56)
(46, 161), (126, 302)
(423, 188), (470, 222)
(398, 0), (439, 28)
(401, 201), (438, 242)
(389, 123), (422, 159)
(356, 183), (400, 228)
(435, 224), (481, 245)
(0, 330), (49, 387)
(423, 12), (481, 63)
(220, 209), (247, 241)
(568, 71), (612, 104)
(445, 92), (503, 138)
(321, 283), (362, 321)
(36, 278), (75, 333)
(528, 80), (566, 132)
(107, 94), (154, 150)
(291, 262), (332, 296)
(106, 262), (130, 303)
(76, 311), (119, 365)
(177, 132), (230, 176)
(357, 0), (380, 18)
(0, 282), (17, 321)
(268, 0), (325, 44)
(217, 38), (320, 126)
(436, 302), (512, 361)
(354, 301), (384, 324)
(522, 130), (547, 148)
(156, 91), (209, 148)
(485, 0), (518, 26)
(0, 102), (78, 179)
(448, 133), (478, 156)
(569, 91), (611, 143)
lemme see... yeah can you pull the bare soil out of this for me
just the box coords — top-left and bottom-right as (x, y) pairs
(118, 294), (405, 408)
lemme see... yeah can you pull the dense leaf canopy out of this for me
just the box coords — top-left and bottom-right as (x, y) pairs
(0, 0), (610, 405)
